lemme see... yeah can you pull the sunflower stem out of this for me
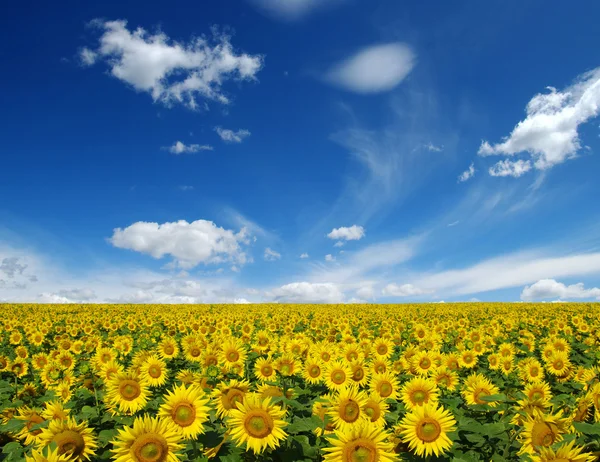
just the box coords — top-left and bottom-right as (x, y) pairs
(192, 439), (199, 460)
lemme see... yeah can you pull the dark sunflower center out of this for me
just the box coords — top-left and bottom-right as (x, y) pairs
(379, 382), (392, 398)
(352, 368), (364, 381)
(473, 388), (490, 404)
(224, 389), (245, 410)
(532, 423), (556, 447)
(173, 402), (196, 427)
(190, 348), (201, 357)
(119, 380), (141, 401)
(227, 351), (240, 362)
(245, 413), (272, 438)
(309, 366), (321, 378)
(332, 370), (346, 384)
(132, 434), (168, 462)
(54, 430), (86, 457)
(364, 404), (380, 421)
(377, 346), (387, 355)
(346, 439), (377, 462)
(420, 359), (431, 368)
(416, 419), (442, 442)
(164, 345), (174, 355)
(149, 366), (161, 378)
(412, 390), (427, 404)
(341, 401), (360, 423)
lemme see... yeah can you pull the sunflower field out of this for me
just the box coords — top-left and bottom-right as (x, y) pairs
(1, 303), (600, 462)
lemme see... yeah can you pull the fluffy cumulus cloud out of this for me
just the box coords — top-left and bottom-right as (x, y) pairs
(165, 141), (213, 154)
(299, 253), (309, 259)
(521, 279), (600, 300)
(327, 225), (365, 241)
(109, 219), (251, 269)
(479, 67), (600, 171)
(214, 127), (251, 143)
(382, 283), (431, 297)
(267, 282), (344, 303)
(458, 163), (475, 182)
(264, 247), (281, 261)
(488, 159), (532, 178)
(250, 0), (345, 21)
(326, 43), (415, 93)
(81, 19), (264, 109)
(325, 254), (336, 262)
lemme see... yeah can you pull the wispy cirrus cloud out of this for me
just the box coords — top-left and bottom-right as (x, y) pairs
(164, 141), (213, 154)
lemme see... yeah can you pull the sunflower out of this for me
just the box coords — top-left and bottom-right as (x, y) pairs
(459, 349), (478, 369)
(41, 401), (71, 421)
(524, 381), (552, 406)
(105, 371), (150, 415)
(444, 353), (461, 371)
(183, 343), (203, 363)
(520, 358), (546, 382)
(411, 351), (437, 376)
(302, 357), (324, 385)
(369, 372), (400, 400)
(324, 360), (352, 391)
(0, 355), (9, 371)
(254, 357), (277, 382)
(100, 359), (124, 382)
(37, 417), (98, 461)
(432, 367), (459, 391)
(572, 396), (593, 423)
(362, 393), (388, 427)
(274, 353), (299, 377)
(158, 384), (211, 440)
(545, 351), (571, 376)
(529, 440), (596, 462)
(111, 415), (183, 462)
(371, 358), (391, 375)
(462, 373), (500, 407)
(400, 377), (439, 410)
(25, 446), (74, 462)
(227, 393), (288, 455)
(396, 403), (456, 457)
(140, 355), (168, 387)
(519, 410), (569, 456)
(213, 379), (251, 418)
(313, 399), (336, 437)
(220, 339), (248, 368)
(10, 358), (29, 378)
(31, 353), (50, 371)
(372, 339), (394, 359)
(349, 360), (370, 387)
(94, 347), (117, 369)
(56, 381), (73, 403)
(323, 422), (397, 462)
(157, 337), (179, 359)
(15, 406), (46, 446)
(327, 387), (369, 431)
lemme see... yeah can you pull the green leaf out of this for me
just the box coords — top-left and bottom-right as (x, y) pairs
(197, 430), (223, 448)
(98, 429), (118, 446)
(479, 393), (506, 402)
(0, 418), (26, 433)
(573, 422), (600, 436)
(481, 422), (506, 436)
(287, 415), (323, 434)
(292, 435), (318, 458)
(2, 441), (23, 454)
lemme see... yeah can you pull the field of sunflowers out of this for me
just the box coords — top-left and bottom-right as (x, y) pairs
(1, 303), (600, 462)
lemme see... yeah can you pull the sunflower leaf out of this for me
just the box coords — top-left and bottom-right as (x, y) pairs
(572, 422), (600, 436)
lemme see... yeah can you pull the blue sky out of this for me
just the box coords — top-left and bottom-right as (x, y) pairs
(2, 0), (600, 303)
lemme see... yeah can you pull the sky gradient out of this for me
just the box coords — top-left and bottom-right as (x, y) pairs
(2, 0), (600, 304)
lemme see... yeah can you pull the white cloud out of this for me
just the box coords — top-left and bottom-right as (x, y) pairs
(79, 47), (97, 66)
(57, 288), (97, 301)
(82, 19), (264, 109)
(214, 127), (251, 143)
(327, 225), (365, 241)
(413, 250), (600, 296)
(249, 0), (345, 21)
(233, 298), (251, 304)
(179, 185), (194, 191)
(521, 279), (600, 300)
(325, 254), (336, 262)
(333, 241), (345, 248)
(447, 221), (460, 227)
(109, 219), (251, 269)
(264, 247), (281, 261)
(382, 283), (431, 297)
(424, 142), (443, 152)
(300, 253), (309, 259)
(268, 282), (344, 303)
(489, 159), (532, 178)
(356, 284), (374, 300)
(1, 257), (28, 278)
(166, 141), (213, 154)
(326, 43), (415, 94)
(458, 163), (475, 182)
(478, 67), (600, 170)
